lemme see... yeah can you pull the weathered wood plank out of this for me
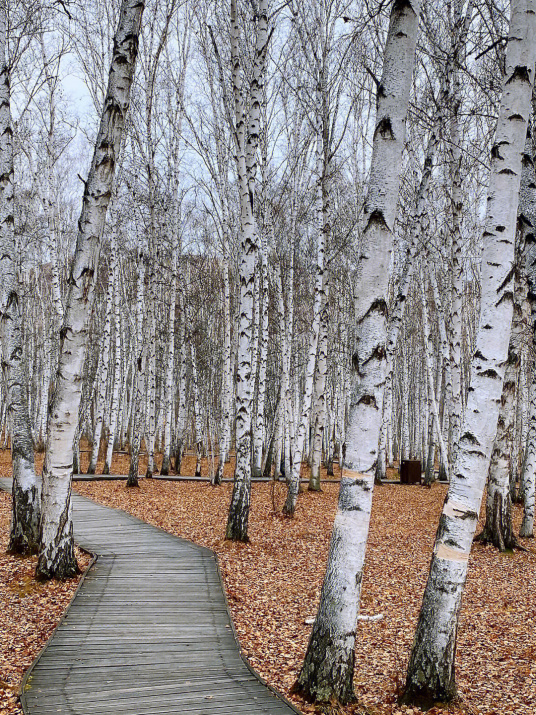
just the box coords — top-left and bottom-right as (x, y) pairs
(0, 478), (300, 715)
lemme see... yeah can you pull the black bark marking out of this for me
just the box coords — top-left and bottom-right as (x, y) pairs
(505, 65), (531, 85)
(480, 368), (500, 379)
(374, 117), (395, 141)
(365, 208), (389, 231)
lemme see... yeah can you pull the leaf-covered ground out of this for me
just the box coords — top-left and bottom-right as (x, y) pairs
(0, 489), (90, 715)
(1, 443), (535, 715)
(73, 474), (536, 715)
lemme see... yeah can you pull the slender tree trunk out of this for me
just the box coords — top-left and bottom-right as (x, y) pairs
(161, 250), (177, 476)
(87, 278), (113, 474)
(103, 233), (122, 475)
(191, 342), (203, 477)
(36, 0), (145, 580)
(296, 0), (420, 702)
(446, 0), (474, 474)
(309, 288), (329, 491)
(284, 95), (327, 514)
(174, 292), (188, 475)
(252, 231), (269, 476)
(519, 116), (536, 537)
(284, 248), (295, 482)
(403, 4), (536, 703)
(226, 0), (270, 541)
(0, 9), (40, 554)
(520, 361), (536, 536)
(145, 301), (157, 477)
(477, 238), (527, 550)
(128, 343), (146, 488)
(215, 260), (232, 484)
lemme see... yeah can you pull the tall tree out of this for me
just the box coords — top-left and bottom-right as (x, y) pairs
(0, 5), (40, 555)
(225, 0), (271, 541)
(403, 0), (536, 704)
(296, 0), (421, 703)
(36, 0), (145, 580)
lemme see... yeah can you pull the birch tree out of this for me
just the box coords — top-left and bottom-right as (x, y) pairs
(403, 1), (536, 704)
(225, 0), (271, 542)
(296, 0), (421, 702)
(0, 6), (40, 555)
(36, 0), (145, 580)
(518, 118), (536, 537)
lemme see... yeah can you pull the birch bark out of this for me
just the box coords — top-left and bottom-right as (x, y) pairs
(191, 342), (203, 477)
(87, 267), (113, 474)
(215, 259), (232, 484)
(252, 229), (269, 476)
(296, 0), (420, 702)
(283, 69), (328, 513)
(520, 358), (536, 536)
(309, 288), (329, 491)
(446, 0), (474, 473)
(128, 250), (145, 483)
(519, 119), (536, 537)
(478, 230), (528, 550)
(403, 2), (536, 703)
(37, 0), (145, 580)
(0, 9), (40, 554)
(174, 291), (189, 475)
(225, 0), (270, 541)
(103, 234), (122, 475)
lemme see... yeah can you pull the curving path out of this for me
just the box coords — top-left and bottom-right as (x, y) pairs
(0, 478), (299, 715)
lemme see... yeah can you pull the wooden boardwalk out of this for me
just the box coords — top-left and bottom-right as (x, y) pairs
(72, 473), (341, 483)
(0, 478), (299, 715)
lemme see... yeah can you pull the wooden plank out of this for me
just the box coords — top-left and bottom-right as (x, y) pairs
(0, 477), (300, 715)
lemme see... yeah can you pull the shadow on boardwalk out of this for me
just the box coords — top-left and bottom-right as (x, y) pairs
(0, 478), (300, 715)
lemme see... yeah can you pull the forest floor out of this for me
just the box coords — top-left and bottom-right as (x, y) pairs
(0, 484), (91, 714)
(1, 449), (535, 715)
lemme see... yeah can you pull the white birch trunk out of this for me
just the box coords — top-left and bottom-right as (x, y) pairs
(520, 360), (536, 537)
(103, 236), (122, 475)
(215, 259), (232, 484)
(0, 9), (40, 554)
(421, 269), (448, 474)
(87, 275), (113, 474)
(446, 0), (474, 473)
(128, 338), (146, 488)
(191, 342), (203, 477)
(309, 287), (329, 491)
(174, 291), (189, 474)
(37, 0), (144, 580)
(145, 297), (157, 477)
(161, 253), (177, 477)
(403, 4), (536, 703)
(519, 118), (536, 537)
(297, 0), (420, 702)
(36, 334), (51, 451)
(480, 223), (528, 549)
(226, 0), (270, 541)
(128, 250), (145, 480)
(284, 93), (327, 514)
(284, 248), (295, 480)
(252, 230), (269, 476)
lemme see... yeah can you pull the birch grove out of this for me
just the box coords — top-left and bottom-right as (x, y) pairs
(1, 0), (536, 709)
